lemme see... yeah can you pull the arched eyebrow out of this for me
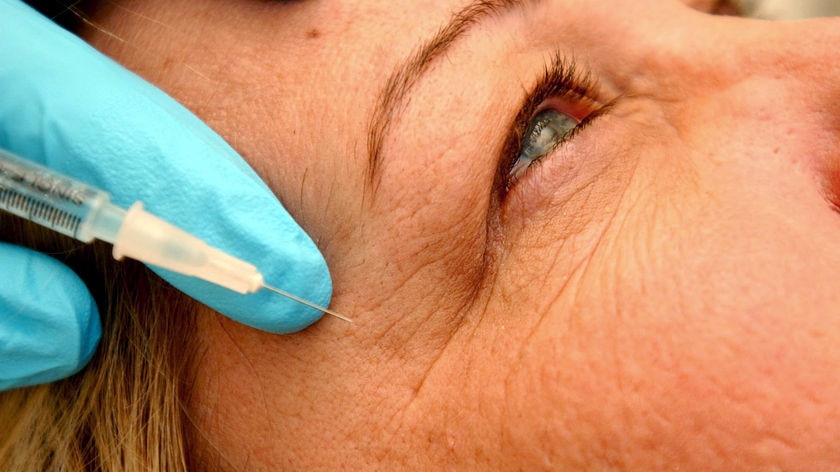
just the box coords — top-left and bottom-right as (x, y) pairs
(366, 0), (537, 189)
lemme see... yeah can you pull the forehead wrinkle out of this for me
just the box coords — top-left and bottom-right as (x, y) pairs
(366, 0), (537, 191)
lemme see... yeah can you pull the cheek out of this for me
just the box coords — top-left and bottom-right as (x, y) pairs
(590, 143), (840, 464)
(435, 137), (840, 467)
(352, 94), (509, 318)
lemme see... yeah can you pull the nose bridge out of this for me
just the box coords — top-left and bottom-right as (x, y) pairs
(578, 6), (838, 107)
(729, 18), (840, 101)
(630, 13), (840, 126)
(698, 17), (840, 154)
(652, 15), (840, 101)
(716, 17), (840, 155)
(668, 15), (840, 205)
(564, 3), (840, 175)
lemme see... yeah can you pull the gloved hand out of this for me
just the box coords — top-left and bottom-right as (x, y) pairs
(0, 0), (332, 391)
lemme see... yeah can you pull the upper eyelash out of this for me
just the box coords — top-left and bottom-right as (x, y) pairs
(497, 54), (601, 194)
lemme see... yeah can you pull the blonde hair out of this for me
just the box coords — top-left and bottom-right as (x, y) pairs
(0, 214), (198, 470)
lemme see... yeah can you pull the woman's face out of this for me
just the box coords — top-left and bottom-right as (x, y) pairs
(86, 0), (840, 469)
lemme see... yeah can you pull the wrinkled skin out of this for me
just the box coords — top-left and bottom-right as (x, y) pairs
(83, 0), (840, 469)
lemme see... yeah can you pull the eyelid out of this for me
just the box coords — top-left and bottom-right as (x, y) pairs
(497, 54), (603, 195)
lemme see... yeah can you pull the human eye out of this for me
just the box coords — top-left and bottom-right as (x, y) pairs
(508, 109), (578, 182)
(501, 56), (606, 191)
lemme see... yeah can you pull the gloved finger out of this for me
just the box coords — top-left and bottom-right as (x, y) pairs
(0, 1), (332, 333)
(0, 242), (100, 391)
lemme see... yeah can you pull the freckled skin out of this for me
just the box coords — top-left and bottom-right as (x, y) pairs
(84, 0), (840, 470)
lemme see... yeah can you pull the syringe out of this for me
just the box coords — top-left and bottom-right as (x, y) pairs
(0, 147), (350, 323)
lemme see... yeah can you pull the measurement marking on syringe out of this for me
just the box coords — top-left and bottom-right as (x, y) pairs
(0, 161), (87, 205)
(0, 189), (82, 234)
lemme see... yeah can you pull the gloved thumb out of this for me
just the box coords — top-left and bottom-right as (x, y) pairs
(0, 242), (100, 390)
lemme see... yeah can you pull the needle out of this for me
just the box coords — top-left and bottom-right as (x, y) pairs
(262, 284), (352, 323)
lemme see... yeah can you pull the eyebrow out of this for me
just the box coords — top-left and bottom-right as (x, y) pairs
(366, 0), (534, 186)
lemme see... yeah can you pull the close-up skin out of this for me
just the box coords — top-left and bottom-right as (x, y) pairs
(8, 0), (840, 469)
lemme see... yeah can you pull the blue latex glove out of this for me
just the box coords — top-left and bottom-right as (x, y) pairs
(0, 0), (332, 391)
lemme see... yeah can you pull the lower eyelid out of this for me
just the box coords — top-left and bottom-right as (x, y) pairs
(507, 110), (578, 185)
(504, 98), (610, 189)
(501, 115), (612, 218)
(508, 101), (613, 194)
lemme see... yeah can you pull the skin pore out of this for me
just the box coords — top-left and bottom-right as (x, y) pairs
(78, 0), (840, 469)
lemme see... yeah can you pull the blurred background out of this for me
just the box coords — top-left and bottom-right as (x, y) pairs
(740, 0), (840, 18)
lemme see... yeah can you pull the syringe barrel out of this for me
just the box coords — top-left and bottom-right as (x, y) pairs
(0, 148), (264, 295)
(0, 148), (121, 243)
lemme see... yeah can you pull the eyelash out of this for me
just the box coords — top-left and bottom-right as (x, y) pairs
(499, 54), (606, 193)
(496, 4), (750, 195)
